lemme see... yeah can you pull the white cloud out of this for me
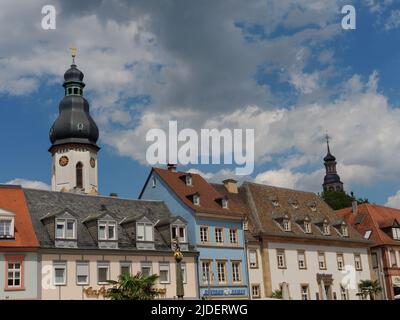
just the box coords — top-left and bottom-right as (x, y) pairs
(385, 9), (400, 30)
(385, 190), (400, 209)
(5, 178), (51, 190)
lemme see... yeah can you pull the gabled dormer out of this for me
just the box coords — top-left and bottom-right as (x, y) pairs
(215, 195), (229, 209)
(40, 208), (78, 248)
(296, 215), (312, 234)
(83, 208), (118, 249)
(381, 219), (400, 240)
(314, 217), (330, 236)
(187, 192), (200, 206)
(272, 212), (291, 232)
(156, 216), (189, 251)
(179, 173), (193, 187)
(332, 219), (349, 237)
(0, 208), (15, 239)
(135, 216), (155, 250)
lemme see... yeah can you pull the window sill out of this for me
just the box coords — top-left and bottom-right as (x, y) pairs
(4, 287), (25, 291)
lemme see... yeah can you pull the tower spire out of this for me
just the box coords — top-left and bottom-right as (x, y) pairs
(322, 132), (343, 193)
(70, 46), (77, 64)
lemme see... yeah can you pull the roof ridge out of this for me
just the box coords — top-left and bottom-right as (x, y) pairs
(243, 181), (316, 195)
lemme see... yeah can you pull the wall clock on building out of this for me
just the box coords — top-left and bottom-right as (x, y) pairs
(90, 157), (96, 168)
(59, 156), (69, 167)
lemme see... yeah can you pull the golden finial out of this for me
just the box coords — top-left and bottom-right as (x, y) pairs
(70, 47), (77, 64)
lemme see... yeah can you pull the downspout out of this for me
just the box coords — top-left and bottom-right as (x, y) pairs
(244, 238), (251, 300)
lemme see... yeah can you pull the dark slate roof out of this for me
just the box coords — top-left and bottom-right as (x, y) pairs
(23, 188), (193, 252)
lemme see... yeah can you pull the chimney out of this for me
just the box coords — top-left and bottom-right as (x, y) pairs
(351, 192), (357, 214)
(167, 163), (177, 172)
(223, 179), (238, 194)
(109, 193), (118, 198)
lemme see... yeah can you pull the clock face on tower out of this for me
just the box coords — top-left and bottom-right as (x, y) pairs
(59, 156), (69, 167)
(90, 157), (96, 168)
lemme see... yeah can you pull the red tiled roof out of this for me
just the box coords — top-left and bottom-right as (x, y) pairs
(337, 203), (400, 246)
(0, 185), (39, 249)
(151, 167), (243, 218)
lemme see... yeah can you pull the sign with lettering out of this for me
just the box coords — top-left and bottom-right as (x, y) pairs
(83, 286), (108, 298)
(202, 288), (246, 296)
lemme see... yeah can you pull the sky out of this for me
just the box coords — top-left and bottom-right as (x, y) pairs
(2, 0), (400, 207)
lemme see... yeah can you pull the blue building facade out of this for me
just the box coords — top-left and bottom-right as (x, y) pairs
(139, 167), (249, 299)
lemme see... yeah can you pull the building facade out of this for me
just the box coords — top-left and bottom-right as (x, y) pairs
(337, 203), (400, 300)
(0, 185), (39, 300)
(140, 166), (249, 299)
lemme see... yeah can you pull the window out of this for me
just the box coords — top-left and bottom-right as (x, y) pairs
(137, 222), (153, 242)
(217, 261), (226, 284)
(341, 285), (348, 300)
(249, 250), (258, 268)
(354, 254), (363, 271)
(159, 263), (170, 284)
(171, 225), (186, 242)
(393, 228), (400, 240)
(55, 218), (76, 239)
(201, 261), (211, 283)
(318, 252), (326, 270)
(200, 226), (209, 243)
(243, 219), (249, 231)
(222, 198), (228, 209)
(0, 217), (14, 238)
(371, 253), (379, 269)
(76, 162), (83, 188)
(232, 262), (241, 282)
(76, 262), (89, 285)
(229, 229), (238, 244)
(98, 221), (117, 240)
(141, 262), (152, 277)
(297, 251), (307, 269)
(152, 177), (156, 188)
(301, 285), (309, 300)
(364, 230), (372, 239)
(390, 250), (397, 267)
(323, 222), (330, 235)
(185, 175), (192, 186)
(97, 262), (110, 284)
(283, 219), (291, 232)
(272, 200), (279, 207)
(304, 221), (311, 234)
(53, 262), (67, 286)
(120, 262), (131, 276)
(193, 194), (200, 206)
(73, 88), (78, 95)
(215, 228), (224, 243)
(181, 262), (187, 284)
(337, 254), (344, 271)
(6, 256), (24, 289)
(251, 284), (261, 298)
(277, 249), (286, 269)
(341, 225), (349, 237)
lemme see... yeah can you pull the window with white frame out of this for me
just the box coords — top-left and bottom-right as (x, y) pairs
(229, 229), (238, 244)
(120, 262), (131, 276)
(252, 284), (261, 298)
(243, 219), (249, 231)
(181, 262), (187, 284)
(222, 198), (228, 209)
(322, 222), (330, 235)
(304, 220), (312, 234)
(297, 251), (306, 269)
(97, 262), (110, 284)
(55, 218), (76, 239)
(283, 218), (291, 232)
(159, 263), (170, 284)
(217, 261), (226, 284)
(201, 261), (211, 284)
(53, 262), (67, 285)
(390, 250), (397, 267)
(141, 262), (152, 277)
(185, 175), (192, 186)
(200, 226), (209, 243)
(318, 252), (326, 270)
(0, 216), (14, 238)
(301, 285), (309, 300)
(249, 250), (258, 268)
(171, 225), (186, 242)
(76, 262), (89, 285)
(98, 221), (117, 240)
(393, 228), (400, 240)
(215, 228), (224, 243)
(354, 254), (363, 270)
(337, 254), (344, 271)
(277, 249), (286, 269)
(7, 260), (22, 288)
(193, 194), (200, 206)
(137, 222), (153, 242)
(341, 224), (349, 237)
(232, 262), (241, 282)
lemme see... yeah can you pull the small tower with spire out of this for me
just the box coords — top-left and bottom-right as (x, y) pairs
(49, 48), (100, 194)
(322, 133), (344, 192)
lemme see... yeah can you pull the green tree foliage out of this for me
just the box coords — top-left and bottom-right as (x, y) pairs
(321, 191), (369, 210)
(358, 280), (382, 300)
(105, 272), (160, 300)
(271, 289), (283, 299)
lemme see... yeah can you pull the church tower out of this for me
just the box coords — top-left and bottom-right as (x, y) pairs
(322, 134), (343, 192)
(49, 49), (100, 194)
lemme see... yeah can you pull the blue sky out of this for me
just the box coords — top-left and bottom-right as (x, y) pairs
(2, 0), (400, 206)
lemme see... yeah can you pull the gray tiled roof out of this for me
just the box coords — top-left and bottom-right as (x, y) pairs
(23, 188), (193, 252)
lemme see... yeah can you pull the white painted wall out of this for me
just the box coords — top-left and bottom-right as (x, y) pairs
(267, 242), (371, 300)
(247, 245), (265, 299)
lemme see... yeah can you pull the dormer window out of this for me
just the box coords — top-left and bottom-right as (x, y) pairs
(322, 221), (330, 235)
(392, 227), (400, 240)
(243, 219), (249, 231)
(0, 216), (14, 239)
(55, 218), (77, 239)
(304, 220), (312, 234)
(341, 224), (349, 237)
(289, 200), (299, 209)
(98, 220), (117, 240)
(309, 203), (317, 212)
(283, 218), (291, 232)
(222, 198), (228, 209)
(137, 222), (153, 242)
(272, 200), (279, 207)
(185, 175), (192, 186)
(171, 225), (186, 243)
(193, 194), (200, 206)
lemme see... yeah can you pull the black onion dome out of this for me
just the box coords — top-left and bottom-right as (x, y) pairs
(49, 96), (99, 150)
(323, 151), (336, 162)
(324, 173), (341, 184)
(64, 64), (84, 83)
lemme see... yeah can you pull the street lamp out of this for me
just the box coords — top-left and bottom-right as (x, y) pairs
(173, 237), (184, 299)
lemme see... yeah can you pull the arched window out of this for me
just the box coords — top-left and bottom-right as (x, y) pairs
(76, 162), (83, 189)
